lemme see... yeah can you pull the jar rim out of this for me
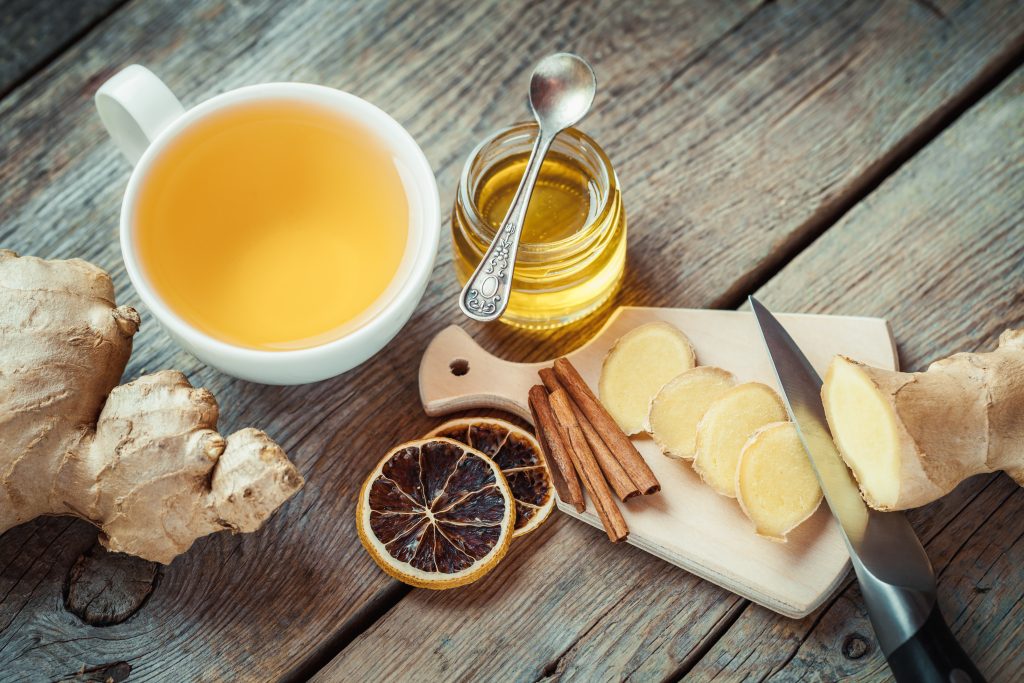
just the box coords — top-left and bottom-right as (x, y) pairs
(457, 122), (615, 254)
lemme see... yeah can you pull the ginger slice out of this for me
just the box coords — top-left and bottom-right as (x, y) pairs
(823, 330), (1024, 510)
(736, 422), (822, 541)
(692, 382), (788, 497)
(598, 322), (696, 435)
(649, 366), (736, 460)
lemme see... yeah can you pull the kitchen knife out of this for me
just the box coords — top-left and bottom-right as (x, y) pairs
(749, 296), (985, 683)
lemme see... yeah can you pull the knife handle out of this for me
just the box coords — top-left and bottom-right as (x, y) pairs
(887, 602), (986, 683)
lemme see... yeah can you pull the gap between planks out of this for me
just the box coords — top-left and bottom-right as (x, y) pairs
(660, 599), (751, 683)
(676, 455), (1018, 681)
(7, 1), (1020, 680)
(0, 0), (134, 102)
(666, 51), (1024, 679)
(713, 34), (1024, 312)
(281, 582), (412, 683)
(300, 53), (1024, 683)
(286, 24), (1024, 683)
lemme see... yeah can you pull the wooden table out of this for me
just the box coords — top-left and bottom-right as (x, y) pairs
(1, 1), (1022, 680)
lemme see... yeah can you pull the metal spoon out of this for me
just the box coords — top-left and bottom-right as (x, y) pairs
(459, 52), (597, 322)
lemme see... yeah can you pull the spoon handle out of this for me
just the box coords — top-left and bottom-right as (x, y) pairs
(459, 130), (555, 322)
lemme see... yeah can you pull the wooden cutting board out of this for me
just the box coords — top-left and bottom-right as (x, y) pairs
(418, 307), (898, 618)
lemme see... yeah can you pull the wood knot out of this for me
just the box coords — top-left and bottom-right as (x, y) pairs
(842, 633), (870, 660)
(74, 661), (132, 682)
(64, 544), (160, 626)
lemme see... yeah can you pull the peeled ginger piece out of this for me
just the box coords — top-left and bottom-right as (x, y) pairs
(693, 382), (787, 497)
(649, 367), (736, 460)
(737, 422), (822, 541)
(599, 322), (696, 435)
(823, 332), (1024, 510)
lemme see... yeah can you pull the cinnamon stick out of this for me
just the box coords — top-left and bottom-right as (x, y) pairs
(539, 368), (640, 501)
(548, 389), (628, 543)
(552, 357), (661, 495)
(528, 385), (585, 512)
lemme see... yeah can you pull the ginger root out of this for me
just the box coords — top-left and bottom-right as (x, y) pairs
(692, 382), (787, 497)
(0, 250), (303, 563)
(823, 330), (1024, 510)
(736, 422), (822, 541)
(649, 366), (736, 460)
(598, 322), (696, 435)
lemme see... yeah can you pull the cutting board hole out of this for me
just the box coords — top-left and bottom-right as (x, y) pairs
(450, 358), (470, 376)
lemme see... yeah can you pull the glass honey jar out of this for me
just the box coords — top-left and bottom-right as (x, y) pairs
(451, 123), (626, 329)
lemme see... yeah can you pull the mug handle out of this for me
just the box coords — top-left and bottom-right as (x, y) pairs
(95, 65), (185, 165)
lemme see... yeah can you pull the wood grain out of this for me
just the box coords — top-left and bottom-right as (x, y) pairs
(311, 518), (748, 683)
(0, 0), (1021, 680)
(317, 3), (1024, 679)
(689, 63), (1024, 683)
(64, 546), (159, 627)
(0, 0), (124, 97)
(0, 1), (761, 680)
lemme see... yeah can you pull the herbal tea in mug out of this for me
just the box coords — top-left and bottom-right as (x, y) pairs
(135, 99), (410, 351)
(97, 66), (439, 384)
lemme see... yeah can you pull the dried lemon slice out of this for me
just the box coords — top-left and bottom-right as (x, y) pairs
(357, 438), (514, 589)
(428, 418), (554, 538)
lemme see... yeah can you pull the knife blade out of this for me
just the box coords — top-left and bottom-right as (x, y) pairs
(749, 296), (985, 683)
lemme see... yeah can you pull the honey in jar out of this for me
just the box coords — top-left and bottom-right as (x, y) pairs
(452, 123), (626, 329)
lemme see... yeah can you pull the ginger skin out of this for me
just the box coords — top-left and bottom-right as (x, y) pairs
(0, 250), (303, 564)
(823, 330), (1024, 510)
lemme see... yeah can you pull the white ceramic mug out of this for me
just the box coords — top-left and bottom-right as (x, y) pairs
(95, 65), (440, 385)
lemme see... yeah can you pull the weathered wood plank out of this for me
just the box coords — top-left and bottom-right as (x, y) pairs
(688, 65), (1024, 682)
(0, 0), (124, 98)
(1, 0), (1022, 681)
(313, 3), (1024, 681)
(318, 518), (745, 683)
(0, 1), (761, 681)
(696, 477), (1023, 681)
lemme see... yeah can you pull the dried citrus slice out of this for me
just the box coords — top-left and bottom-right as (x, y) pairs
(428, 418), (554, 538)
(357, 437), (514, 589)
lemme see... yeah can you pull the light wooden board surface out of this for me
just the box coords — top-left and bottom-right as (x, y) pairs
(0, 0), (1022, 681)
(420, 307), (897, 617)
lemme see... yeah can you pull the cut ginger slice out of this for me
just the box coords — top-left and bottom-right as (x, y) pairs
(736, 421), (822, 541)
(599, 322), (696, 435)
(356, 438), (515, 589)
(692, 382), (787, 497)
(649, 366), (736, 460)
